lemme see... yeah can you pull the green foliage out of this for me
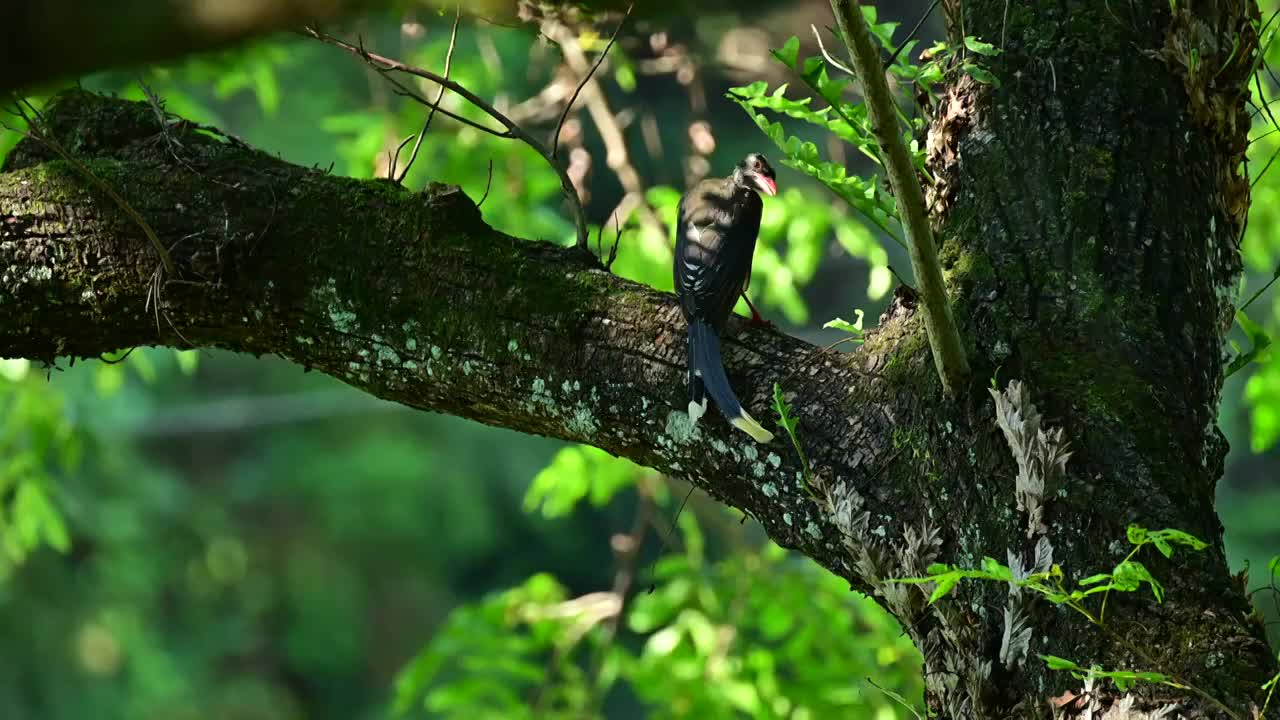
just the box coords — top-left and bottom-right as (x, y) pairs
(823, 308), (866, 340)
(403, 509), (923, 719)
(0, 361), (79, 571)
(728, 19), (1001, 309)
(729, 77), (905, 247)
(393, 573), (595, 718)
(1226, 309), (1272, 379)
(893, 525), (1207, 622)
(524, 445), (642, 517)
(1039, 656), (1178, 693)
(1227, 0), (1280, 451)
(895, 526), (1219, 695)
(771, 384), (815, 498)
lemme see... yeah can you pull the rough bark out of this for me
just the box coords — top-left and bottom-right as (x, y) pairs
(1, 0), (1278, 712)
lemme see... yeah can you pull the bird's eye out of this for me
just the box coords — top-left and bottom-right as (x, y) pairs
(752, 160), (762, 171)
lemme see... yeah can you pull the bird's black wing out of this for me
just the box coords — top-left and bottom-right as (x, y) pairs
(674, 180), (762, 332)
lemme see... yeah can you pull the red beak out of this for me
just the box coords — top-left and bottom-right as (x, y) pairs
(754, 175), (777, 197)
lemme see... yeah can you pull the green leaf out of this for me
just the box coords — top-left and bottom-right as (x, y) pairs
(964, 36), (1000, 56)
(11, 481), (69, 554)
(615, 61), (636, 92)
(1153, 538), (1173, 558)
(772, 383), (797, 435)
(1126, 524), (1149, 545)
(0, 358), (29, 382)
(730, 80), (769, 100)
(1041, 655), (1082, 671)
(978, 556), (1014, 581)
(823, 309), (865, 337)
(1078, 573), (1112, 586)
(962, 63), (1001, 87)
(927, 573), (962, 604)
(860, 7), (899, 48)
(1135, 526), (1209, 554)
(523, 445), (639, 517)
(1226, 309), (1272, 377)
(772, 36), (801, 70)
(1112, 560), (1163, 602)
(174, 349), (200, 375)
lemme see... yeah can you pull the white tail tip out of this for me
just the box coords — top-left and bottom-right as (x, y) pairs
(688, 399), (707, 425)
(731, 412), (774, 444)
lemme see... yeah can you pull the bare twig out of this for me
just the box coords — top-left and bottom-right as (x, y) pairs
(606, 211), (621, 270)
(552, 3), (632, 158)
(585, 476), (652, 710)
(811, 24), (855, 76)
(477, 158), (494, 209)
(885, 0), (941, 68)
(830, 0), (970, 394)
(396, 4), (461, 184)
(387, 132), (415, 181)
(645, 483), (696, 593)
(306, 26), (589, 248)
(542, 13), (663, 237)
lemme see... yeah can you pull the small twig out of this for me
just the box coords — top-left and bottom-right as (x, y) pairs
(1251, 142), (1280, 190)
(865, 676), (924, 719)
(1238, 271), (1280, 313)
(553, 3), (632, 158)
(830, 0), (970, 394)
(542, 13), (663, 237)
(885, 0), (941, 68)
(585, 477), (652, 710)
(887, 263), (914, 289)
(306, 27), (589, 249)
(812, 25), (855, 76)
(387, 133), (415, 180)
(645, 484), (696, 593)
(477, 158), (494, 208)
(606, 211), (621, 270)
(396, 4), (461, 184)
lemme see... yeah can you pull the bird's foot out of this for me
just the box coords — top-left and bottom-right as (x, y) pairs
(743, 295), (773, 329)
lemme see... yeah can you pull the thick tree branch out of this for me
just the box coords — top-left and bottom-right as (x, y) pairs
(830, 0), (971, 395)
(0, 90), (923, 584)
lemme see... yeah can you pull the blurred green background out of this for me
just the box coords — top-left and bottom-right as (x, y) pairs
(0, 2), (1277, 718)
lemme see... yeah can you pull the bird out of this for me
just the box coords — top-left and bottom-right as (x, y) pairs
(673, 152), (777, 444)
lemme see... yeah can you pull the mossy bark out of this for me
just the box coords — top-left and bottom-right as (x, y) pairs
(1, 2), (1277, 707)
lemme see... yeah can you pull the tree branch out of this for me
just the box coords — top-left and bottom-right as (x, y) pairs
(829, 0), (970, 395)
(0, 90), (926, 585)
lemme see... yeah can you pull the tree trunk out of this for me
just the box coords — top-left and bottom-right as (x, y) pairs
(1, 0), (1277, 714)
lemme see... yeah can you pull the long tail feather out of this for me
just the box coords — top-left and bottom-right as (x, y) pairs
(687, 321), (773, 443)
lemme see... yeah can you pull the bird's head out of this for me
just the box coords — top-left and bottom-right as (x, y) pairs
(734, 153), (777, 197)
